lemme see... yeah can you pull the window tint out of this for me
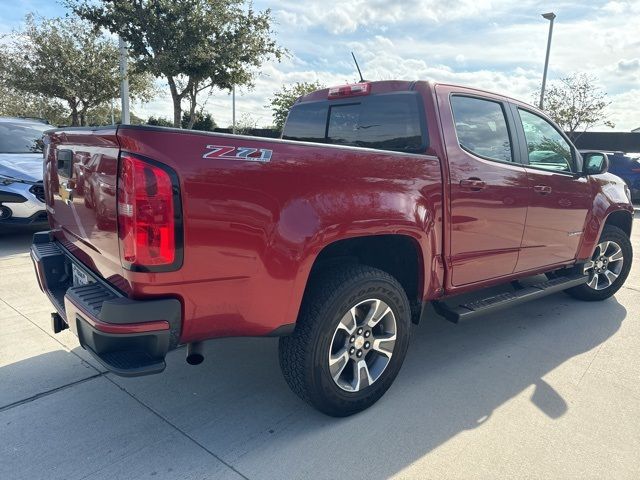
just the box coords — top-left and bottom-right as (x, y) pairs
(450, 96), (512, 162)
(282, 102), (328, 143)
(327, 103), (359, 145)
(283, 92), (426, 153)
(518, 109), (573, 173)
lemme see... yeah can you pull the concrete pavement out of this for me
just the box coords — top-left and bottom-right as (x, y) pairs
(1, 213), (639, 480)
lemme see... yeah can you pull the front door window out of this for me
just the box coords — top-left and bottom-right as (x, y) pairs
(518, 109), (574, 173)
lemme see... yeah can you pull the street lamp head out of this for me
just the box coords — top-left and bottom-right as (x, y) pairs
(542, 12), (556, 21)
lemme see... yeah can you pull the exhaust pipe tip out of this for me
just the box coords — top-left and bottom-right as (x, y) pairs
(186, 342), (204, 365)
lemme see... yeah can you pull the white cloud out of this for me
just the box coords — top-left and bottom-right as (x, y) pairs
(608, 89), (640, 131)
(274, 0), (516, 34)
(617, 58), (640, 72)
(7, 0), (638, 131)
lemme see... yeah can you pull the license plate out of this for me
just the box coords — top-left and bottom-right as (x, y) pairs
(72, 263), (92, 287)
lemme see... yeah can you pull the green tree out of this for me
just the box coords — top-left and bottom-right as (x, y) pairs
(269, 81), (324, 131)
(540, 73), (615, 133)
(0, 15), (155, 126)
(67, 0), (285, 128)
(84, 105), (145, 126)
(147, 116), (174, 127)
(230, 112), (258, 134)
(0, 87), (69, 125)
(181, 112), (216, 131)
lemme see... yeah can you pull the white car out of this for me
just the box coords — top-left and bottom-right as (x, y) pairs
(0, 118), (50, 228)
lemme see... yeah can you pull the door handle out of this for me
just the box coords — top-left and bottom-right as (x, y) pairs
(460, 178), (486, 191)
(533, 185), (552, 195)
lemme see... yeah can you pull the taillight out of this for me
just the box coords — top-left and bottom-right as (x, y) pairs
(117, 154), (180, 270)
(328, 82), (371, 99)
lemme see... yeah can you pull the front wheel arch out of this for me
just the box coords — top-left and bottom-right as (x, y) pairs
(603, 210), (633, 238)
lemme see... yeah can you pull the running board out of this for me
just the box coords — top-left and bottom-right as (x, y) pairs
(432, 274), (588, 323)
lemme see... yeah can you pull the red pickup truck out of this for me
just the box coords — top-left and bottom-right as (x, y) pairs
(32, 81), (634, 416)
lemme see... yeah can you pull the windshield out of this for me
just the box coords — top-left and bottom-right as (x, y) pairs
(0, 121), (50, 154)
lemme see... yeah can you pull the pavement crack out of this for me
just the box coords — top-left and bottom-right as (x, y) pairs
(103, 375), (251, 480)
(0, 373), (104, 413)
(577, 343), (604, 387)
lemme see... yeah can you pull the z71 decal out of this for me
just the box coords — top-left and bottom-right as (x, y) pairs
(203, 145), (273, 163)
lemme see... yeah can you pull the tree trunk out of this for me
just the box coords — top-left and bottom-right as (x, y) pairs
(186, 92), (197, 130)
(167, 76), (182, 128)
(69, 98), (80, 126)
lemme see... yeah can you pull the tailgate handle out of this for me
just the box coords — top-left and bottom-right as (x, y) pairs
(60, 181), (74, 203)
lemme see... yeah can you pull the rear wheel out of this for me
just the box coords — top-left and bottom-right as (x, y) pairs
(279, 265), (411, 417)
(566, 225), (632, 301)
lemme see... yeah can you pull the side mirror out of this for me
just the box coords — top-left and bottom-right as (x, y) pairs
(582, 151), (609, 175)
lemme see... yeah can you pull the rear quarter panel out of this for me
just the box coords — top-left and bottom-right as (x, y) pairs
(118, 126), (443, 342)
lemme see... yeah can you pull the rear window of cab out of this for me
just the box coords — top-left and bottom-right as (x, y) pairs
(282, 91), (428, 154)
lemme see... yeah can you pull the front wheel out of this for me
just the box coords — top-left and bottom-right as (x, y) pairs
(279, 265), (411, 417)
(566, 225), (632, 301)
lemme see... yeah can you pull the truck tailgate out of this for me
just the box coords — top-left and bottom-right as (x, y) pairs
(45, 128), (124, 286)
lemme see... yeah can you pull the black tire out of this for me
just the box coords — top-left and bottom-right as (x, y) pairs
(279, 265), (411, 417)
(566, 225), (632, 301)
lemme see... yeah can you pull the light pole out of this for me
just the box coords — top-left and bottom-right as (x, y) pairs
(539, 12), (556, 110)
(232, 85), (236, 134)
(118, 36), (130, 124)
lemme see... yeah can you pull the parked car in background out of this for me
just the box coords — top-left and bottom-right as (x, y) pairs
(581, 150), (640, 202)
(0, 117), (50, 228)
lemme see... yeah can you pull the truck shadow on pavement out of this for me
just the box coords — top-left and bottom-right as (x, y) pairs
(0, 230), (40, 256)
(1, 290), (626, 479)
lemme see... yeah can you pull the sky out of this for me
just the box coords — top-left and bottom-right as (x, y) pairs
(1, 0), (639, 130)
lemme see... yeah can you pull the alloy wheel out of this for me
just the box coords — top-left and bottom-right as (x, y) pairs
(328, 298), (397, 392)
(584, 240), (624, 290)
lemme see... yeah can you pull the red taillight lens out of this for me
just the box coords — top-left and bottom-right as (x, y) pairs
(118, 155), (177, 268)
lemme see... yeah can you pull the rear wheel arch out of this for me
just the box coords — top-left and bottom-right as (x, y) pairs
(302, 234), (425, 323)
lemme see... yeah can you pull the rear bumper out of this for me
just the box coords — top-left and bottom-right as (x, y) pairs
(30, 231), (182, 376)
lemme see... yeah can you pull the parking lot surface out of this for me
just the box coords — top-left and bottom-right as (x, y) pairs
(1, 211), (639, 480)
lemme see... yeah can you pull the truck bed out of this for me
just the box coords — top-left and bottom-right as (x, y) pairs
(44, 125), (443, 343)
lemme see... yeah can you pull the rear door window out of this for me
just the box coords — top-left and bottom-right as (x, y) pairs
(283, 92), (427, 153)
(450, 96), (513, 162)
